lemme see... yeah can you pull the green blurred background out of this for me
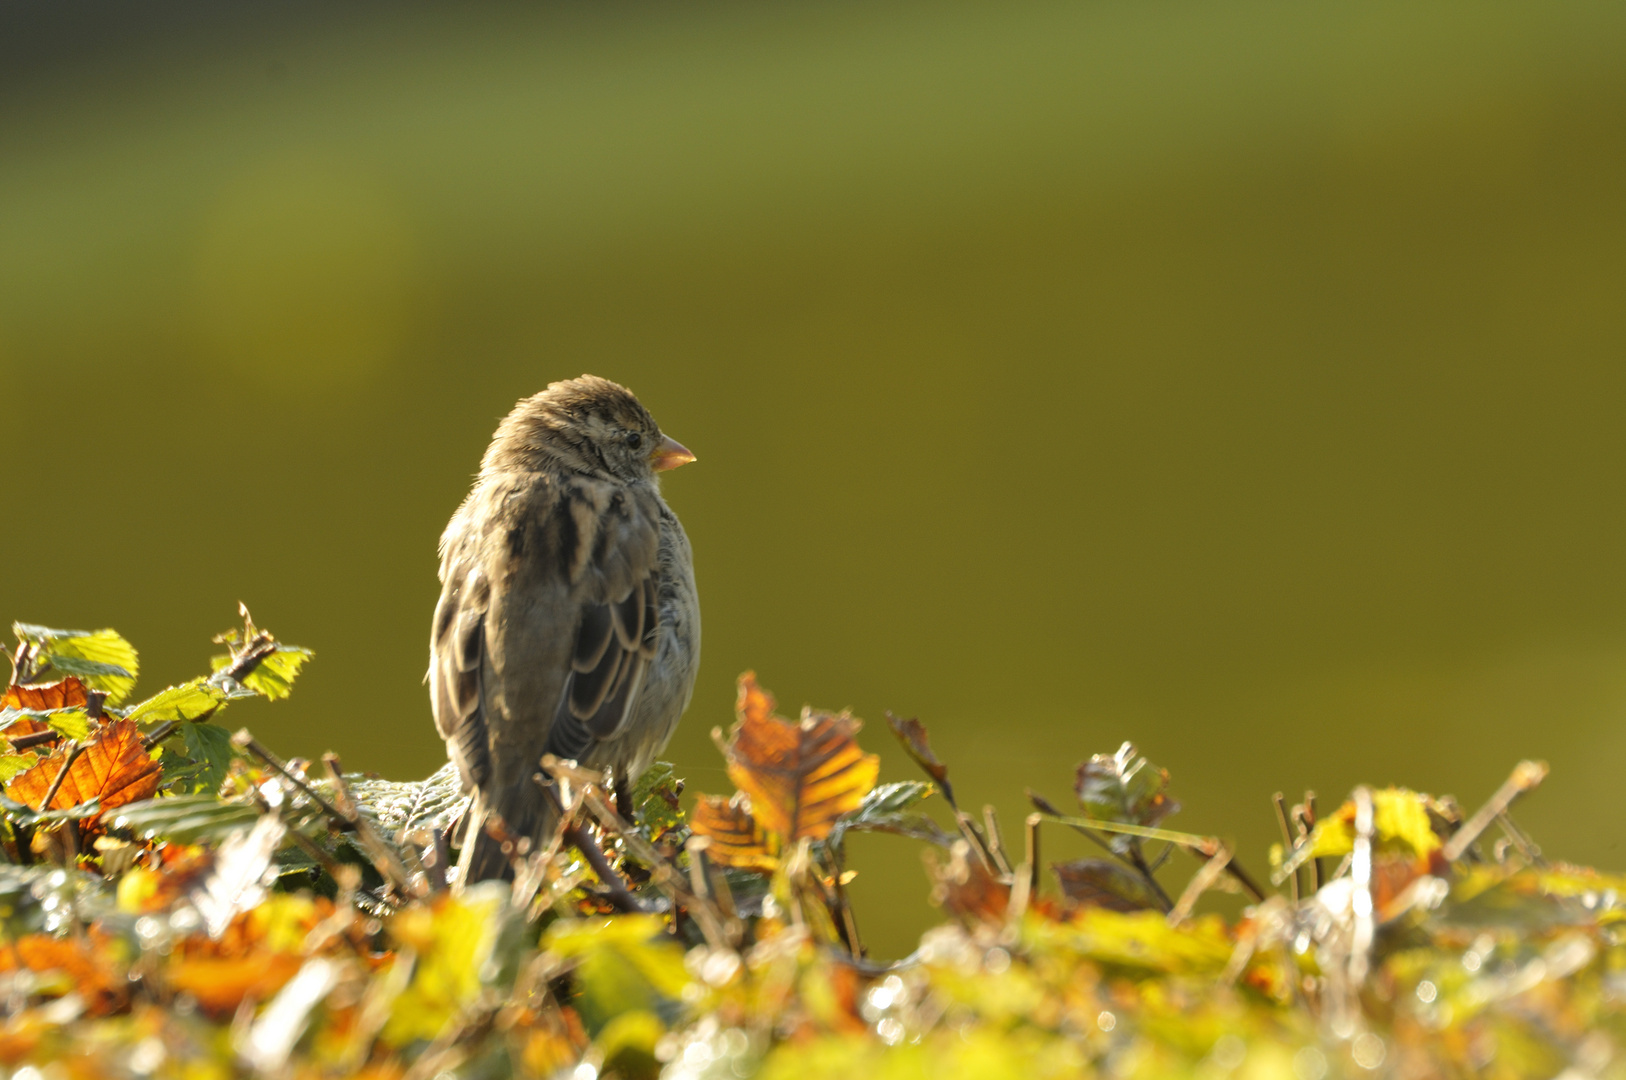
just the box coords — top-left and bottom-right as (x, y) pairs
(4, 0), (1626, 956)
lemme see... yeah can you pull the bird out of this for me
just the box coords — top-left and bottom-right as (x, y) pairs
(429, 375), (700, 882)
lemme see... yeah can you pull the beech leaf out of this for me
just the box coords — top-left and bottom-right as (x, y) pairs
(719, 672), (879, 844)
(1074, 742), (1180, 855)
(690, 793), (779, 873)
(13, 624), (139, 704)
(5, 718), (162, 814)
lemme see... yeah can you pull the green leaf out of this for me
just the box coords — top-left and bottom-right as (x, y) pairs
(631, 760), (686, 837)
(13, 624), (140, 704)
(0, 753), (38, 783)
(181, 722), (237, 794)
(210, 643), (312, 700)
(1074, 742), (1181, 855)
(0, 705), (91, 742)
(109, 793), (261, 844)
(345, 761), (467, 836)
(826, 780), (950, 849)
(0, 793), (102, 828)
(543, 915), (690, 1033)
(44, 708), (92, 742)
(126, 679), (247, 726)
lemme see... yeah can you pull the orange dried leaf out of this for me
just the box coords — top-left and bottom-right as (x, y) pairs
(1, 676), (89, 711)
(0, 932), (125, 1014)
(6, 717), (161, 813)
(927, 843), (1010, 927)
(690, 793), (779, 872)
(166, 954), (303, 1014)
(722, 673), (879, 843)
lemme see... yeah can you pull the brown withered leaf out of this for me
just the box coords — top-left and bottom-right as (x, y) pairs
(1053, 858), (1161, 913)
(6, 718), (162, 814)
(927, 840), (1010, 927)
(690, 793), (780, 873)
(720, 672), (879, 843)
(2, 676), (90, 712)
(885, 711), (955, 807)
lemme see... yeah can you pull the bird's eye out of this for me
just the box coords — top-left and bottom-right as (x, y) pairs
(626, 431), (643, 450)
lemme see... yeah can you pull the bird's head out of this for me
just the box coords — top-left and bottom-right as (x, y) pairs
(483, 374), (695, 482)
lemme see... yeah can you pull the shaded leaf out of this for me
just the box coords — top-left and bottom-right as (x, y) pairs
(110, 794), (262, 845)
(632, 760), (687, 838)
(0, 793), (101, 827)
(1074, 742), (1180, 855)
(926, 840), (1009, 927)
(1, 676), (89, 711)
(13, 624), (139, 704)
(827, 780), (950, 850)
(720, 672), (879, 843)
(1053, 858), (1161, 913)
(5, 718), (161, 814)
(885, 711), (955, 806)
(181, 721), (237, 794)
(691, 793), (779, 872)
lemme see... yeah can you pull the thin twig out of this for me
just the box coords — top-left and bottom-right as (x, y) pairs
(322, 753), (422, 898)
(829, 844), (864, 958)
(38, 742), (85, 812)
(982, 805), (1013, 877)
(1025, 813), (1042, 898)
(232, 730), (348, 823)
(140, 720), (179, 750)
(1304, 791), (1324, 891)
(1441, 760), (1549, 862)
(1272, 792), (1300, 902)
(1168, 842), (1232, 926)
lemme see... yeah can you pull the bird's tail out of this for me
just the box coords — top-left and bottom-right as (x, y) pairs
(455, 780), (559, 884)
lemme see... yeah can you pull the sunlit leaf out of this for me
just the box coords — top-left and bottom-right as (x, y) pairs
(691, 793), (779, 872)
(719, 672), (879, 843)
(125, 678), (243, 725)
(210, 643), (312, 701)
(1, 676), (89, 711)
(13, 624), (139, 704)
(1306, 787), (1444, 860)
(0, 752), (37, 783)
(1053, 858), (1161, 913)
(885, 711), (955, 806)
(1074, 742), (1180, 855)
(43, 708), (92, 742)
(383, 886), (505, 1046)
(544, 915), (689, 1033)
(5, 717), (162, 814)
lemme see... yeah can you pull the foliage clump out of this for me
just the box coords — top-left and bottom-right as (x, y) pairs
(0, 615), (1622, 1079)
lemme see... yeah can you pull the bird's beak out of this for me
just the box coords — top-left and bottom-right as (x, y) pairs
(650, 434), (696, 472)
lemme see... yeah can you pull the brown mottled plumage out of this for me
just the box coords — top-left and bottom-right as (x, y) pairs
(430, 375), (700, 881)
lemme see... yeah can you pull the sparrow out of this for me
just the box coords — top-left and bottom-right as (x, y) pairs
(430, 375), (700, 882)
